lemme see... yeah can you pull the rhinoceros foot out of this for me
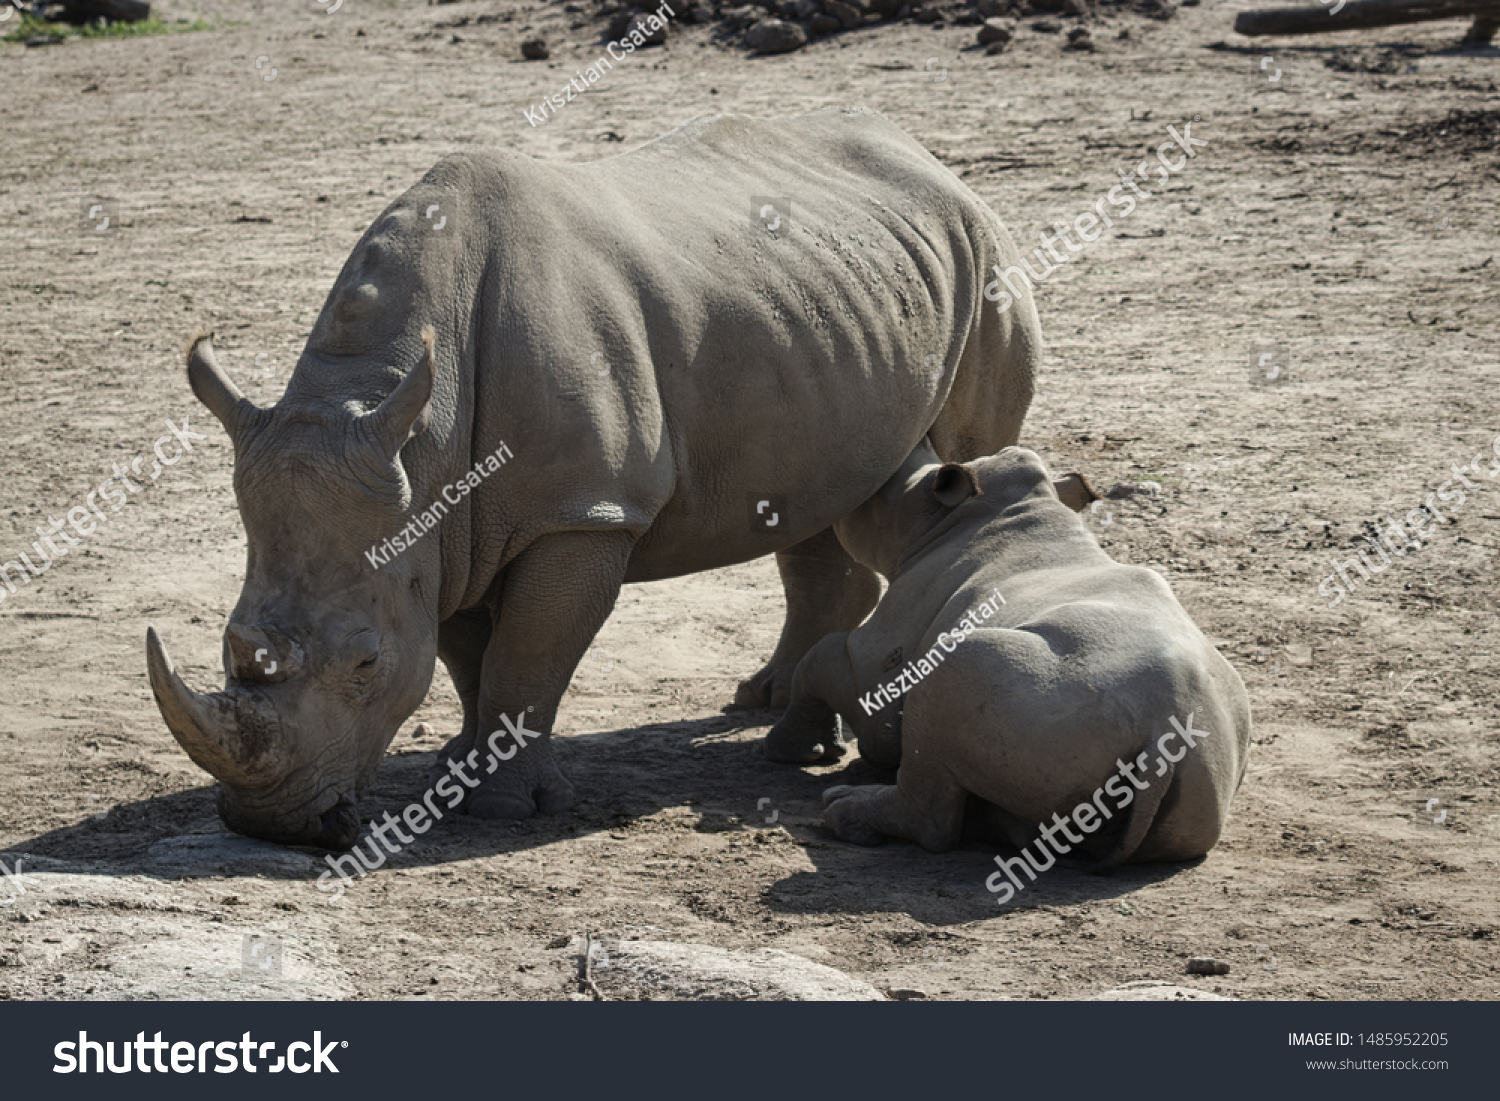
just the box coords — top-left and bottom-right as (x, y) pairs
(465, 776), (576, 820)
(732, 662), (795, 710)
(428, 731), (577, 820)
(764, 704), (847, 764)
(821, 785), (888, 847)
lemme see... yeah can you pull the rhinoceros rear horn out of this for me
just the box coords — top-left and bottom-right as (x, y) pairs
(186, 332), (261, 443)
(147, 626), (282, 788)
(362, 326), (436, 459)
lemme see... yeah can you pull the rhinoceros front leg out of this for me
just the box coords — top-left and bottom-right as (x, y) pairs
(430, 530), (634, 820)
(433, 605), (491, 770)
(733, 527), (881, 710)
(764, 632), (854, 763)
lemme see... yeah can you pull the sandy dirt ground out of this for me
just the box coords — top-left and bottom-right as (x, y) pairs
(1, 0), (1497, 1001)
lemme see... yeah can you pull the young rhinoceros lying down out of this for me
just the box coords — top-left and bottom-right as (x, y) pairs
(765, 442), (1251, 870)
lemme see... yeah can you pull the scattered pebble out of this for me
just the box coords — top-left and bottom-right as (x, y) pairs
(977, 17), (1015, 46)
(746, 19), (808, 54)
(1186, 957), (1231, 975)
(1107, 481), (1163, 499)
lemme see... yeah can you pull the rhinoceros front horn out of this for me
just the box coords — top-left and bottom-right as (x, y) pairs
(146, 626), (283, 788)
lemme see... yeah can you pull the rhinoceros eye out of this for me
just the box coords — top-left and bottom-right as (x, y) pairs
(349, 631), (380, 671)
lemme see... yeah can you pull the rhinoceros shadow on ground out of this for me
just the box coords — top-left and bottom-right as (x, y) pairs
(8, 713), (1199, 925)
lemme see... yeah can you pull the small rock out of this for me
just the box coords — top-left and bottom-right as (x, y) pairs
(1186, 958), (1231, 975)
(889, 987), (928, 1000)
(975, 0), (1009, 14)
(521, 38), (550, 60)
(1063, 26), (1093, 49)
(977, 16), (1014, 44)
(626, 11), (668, 44)
(722, 4), (765, 28)
(913, 6), (941, 21)
(745, 18), (808, 52)
(810, 12), (841, 31)
(1106, 481), (1161, 499)
(1062, 0), (1088, 14)
(824, 0), (863, 28)
(608, 7), (643, 36)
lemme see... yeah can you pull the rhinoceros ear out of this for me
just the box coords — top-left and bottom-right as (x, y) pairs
(186, 332), (260, 443)
(1051, 471), (1100, 513)
(927, 463), (981, 509)
(363, 326), (435, 458)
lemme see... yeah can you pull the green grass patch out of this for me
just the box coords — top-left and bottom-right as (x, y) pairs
(2, 13), (214, 44)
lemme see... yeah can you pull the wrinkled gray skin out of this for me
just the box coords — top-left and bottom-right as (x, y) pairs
(766, 442), (1251, 866)
(146, 107), (1043, 849)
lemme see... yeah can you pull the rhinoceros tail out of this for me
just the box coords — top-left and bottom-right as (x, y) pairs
(1086, 741), (1175, 874)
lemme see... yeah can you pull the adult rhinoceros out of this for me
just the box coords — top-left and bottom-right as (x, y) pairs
(146, 107), (1042, 849)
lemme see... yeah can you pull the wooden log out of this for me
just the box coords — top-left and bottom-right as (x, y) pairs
(55, 0), (152, 23)
(1235, 0), (1500, 36)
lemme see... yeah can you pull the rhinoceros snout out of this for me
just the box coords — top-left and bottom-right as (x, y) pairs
(216, 789), (361, 851)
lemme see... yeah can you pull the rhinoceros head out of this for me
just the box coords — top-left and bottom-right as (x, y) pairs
(835, 442), (1100, 579)
(147, 327), (441, 850)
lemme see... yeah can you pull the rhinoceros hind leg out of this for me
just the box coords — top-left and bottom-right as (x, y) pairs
(734, 528), (880, 710)
(822, 755), (967, 853)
